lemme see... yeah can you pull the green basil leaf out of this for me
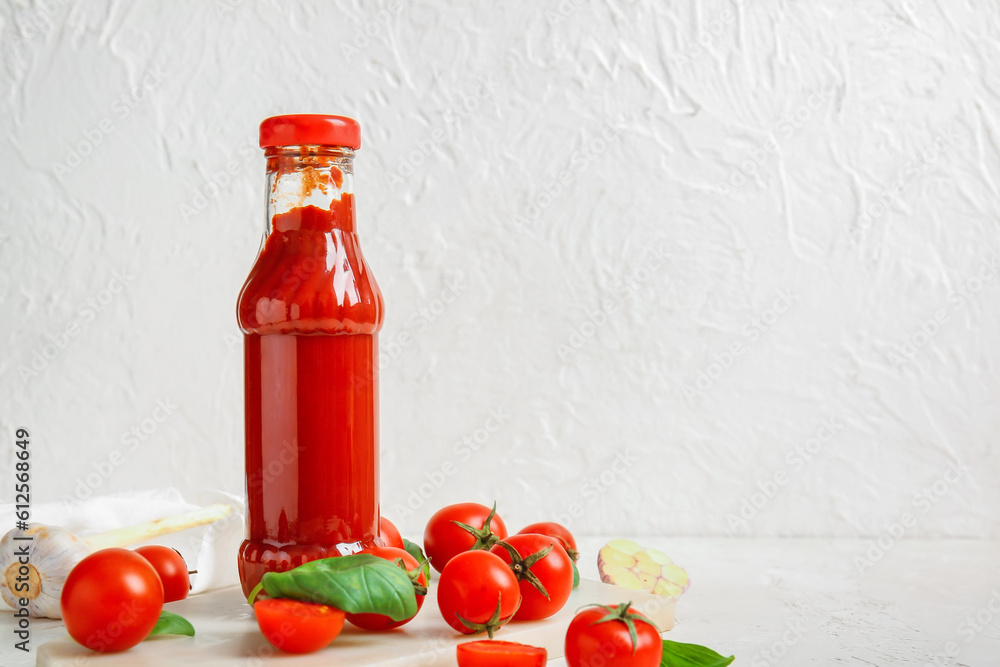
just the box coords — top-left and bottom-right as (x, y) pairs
(261, 554), (417, 622)
(403, 538), (431, 582)
(147, 610), (195, 638)
(572, 559), (580, 588)
(661, 640), (734, 667)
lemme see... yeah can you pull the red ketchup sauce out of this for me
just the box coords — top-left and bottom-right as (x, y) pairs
(237, 118), (383, 596)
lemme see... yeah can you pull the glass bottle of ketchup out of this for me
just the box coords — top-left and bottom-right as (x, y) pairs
(237, 115), (384, 596)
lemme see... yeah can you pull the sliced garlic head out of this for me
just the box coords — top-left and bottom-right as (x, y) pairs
(597, 539), (690, 598)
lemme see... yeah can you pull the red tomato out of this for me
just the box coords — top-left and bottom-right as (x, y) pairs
(379, 516), (405, 549)
(254, 598), (345, 654)
(437, 550), (521, 637)
(565, 602), (663, 667)
(490, 534), (573, 621)
(518, 522), (579, 561)
(60, 548), (164, 652)
(345, 546), (427, 630)
(424, 502), (508, 573)
(134, 545), (191, 603)
(457, 640), (547, 666)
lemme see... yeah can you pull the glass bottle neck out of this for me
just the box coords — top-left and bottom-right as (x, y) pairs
(265, 146), (356, 234)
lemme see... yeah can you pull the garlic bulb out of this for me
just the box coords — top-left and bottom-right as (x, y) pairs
(1, 524), (89, 619)
(0, 503), (231, 619)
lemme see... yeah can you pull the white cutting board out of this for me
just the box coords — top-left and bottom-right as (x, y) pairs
(36, 579), (676, 666)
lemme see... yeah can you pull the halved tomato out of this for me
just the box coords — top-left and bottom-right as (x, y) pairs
(457, 639), (547, 666)
(254, 598), (345, 654)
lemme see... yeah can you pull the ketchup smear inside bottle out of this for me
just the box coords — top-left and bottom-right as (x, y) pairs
(237, 115), (384, 596)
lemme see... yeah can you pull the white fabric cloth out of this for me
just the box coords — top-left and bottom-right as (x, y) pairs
(0, 487), (244, 607)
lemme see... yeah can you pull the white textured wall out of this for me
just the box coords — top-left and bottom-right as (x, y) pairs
(2, 0), (998, 541)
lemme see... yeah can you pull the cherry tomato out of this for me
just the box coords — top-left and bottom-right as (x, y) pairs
(60, 548), (164, 652)
(565, 602), (663, 667)
(345, 546), (426, 630)
(490, 534), (573, 621)
(254, 598), (345, 654)
(437, 550), (520, 637)
(424, 502), (508, 573)
(518, 522), (579, 561)
(134, 545), (191, 603)
(379, 516), (405, 549)
(457, 640), (547, 666)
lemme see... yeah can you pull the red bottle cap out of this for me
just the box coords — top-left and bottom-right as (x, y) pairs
(259, 114), (362, 149)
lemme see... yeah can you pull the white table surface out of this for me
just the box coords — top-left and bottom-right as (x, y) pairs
(33, 578), (674, 666)
(3, 537), (999, 666)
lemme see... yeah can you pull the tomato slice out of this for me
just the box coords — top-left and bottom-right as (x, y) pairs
(457, 640), (548, 667)
(254, 598), (345, 654)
